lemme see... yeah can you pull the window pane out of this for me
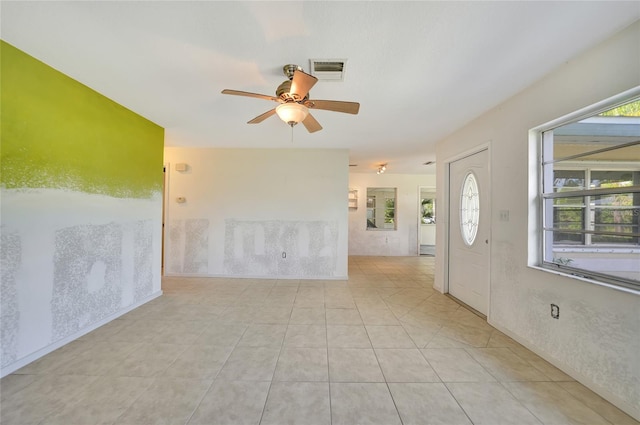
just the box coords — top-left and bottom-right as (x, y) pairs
(366, 188), (397, 230)
(384, 198), (395, 224)
(592, 192), (639, 244)
(554, 170), (585, 192)
(550, 171), (586, 244)
(553, 206), (585, 244)
(591, 171), (634, 188)
(554, 141), (640, 162)
(421, 198), (435, 223)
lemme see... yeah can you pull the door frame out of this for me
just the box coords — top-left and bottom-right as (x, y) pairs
(162, 162), (171, 276)
(442, 142), (492, 317)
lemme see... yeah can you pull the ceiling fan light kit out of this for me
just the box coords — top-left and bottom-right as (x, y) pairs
(276, 102), (309, 127)
(222, 64), (359, 133)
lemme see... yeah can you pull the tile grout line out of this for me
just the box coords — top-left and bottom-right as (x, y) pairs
(183, 308), (238, 425)
(495, 380), (545, 425)
(363, 313), (405, 425)
(256, 281), (298, 425)
(324, 299), (333, 425)
(441, 381), (477, 425)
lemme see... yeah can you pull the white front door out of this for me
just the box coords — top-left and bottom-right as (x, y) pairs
(448, 149), (490, 315)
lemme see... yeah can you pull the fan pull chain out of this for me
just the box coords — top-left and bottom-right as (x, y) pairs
(290, 124), (294, 144)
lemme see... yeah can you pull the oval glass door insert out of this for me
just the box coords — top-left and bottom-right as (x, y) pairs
(460, 171), (480, 246)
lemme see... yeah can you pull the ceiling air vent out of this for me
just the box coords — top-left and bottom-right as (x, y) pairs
(310, 59), (347, 81)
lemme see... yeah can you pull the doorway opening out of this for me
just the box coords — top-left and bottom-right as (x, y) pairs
(161, 163), (169, 275)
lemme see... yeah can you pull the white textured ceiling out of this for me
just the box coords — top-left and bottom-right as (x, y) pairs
(2, 1), (639, 174)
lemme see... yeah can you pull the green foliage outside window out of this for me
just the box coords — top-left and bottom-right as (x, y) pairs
(384, 198), (395, 224)
(599, 100), (640, 117)
(422, 199), (435, 223)
(552, 170), (639, 244)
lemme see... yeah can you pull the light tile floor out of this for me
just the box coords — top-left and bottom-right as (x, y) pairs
(1, 256), (638, 425)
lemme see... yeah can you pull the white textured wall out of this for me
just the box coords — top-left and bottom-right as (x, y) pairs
(163, 148), (349, 279)
(1, 189), (163, 376)
(435, 21), (640, 418)
(348, 173), (435, 256)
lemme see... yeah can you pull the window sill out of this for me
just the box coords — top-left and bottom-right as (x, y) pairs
(529, 264), (640, 296)
(553, 246), (640, 254)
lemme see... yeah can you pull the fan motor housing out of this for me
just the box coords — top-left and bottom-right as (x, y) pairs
(276, 80), (292, 98)
(276, 80), (308, 102)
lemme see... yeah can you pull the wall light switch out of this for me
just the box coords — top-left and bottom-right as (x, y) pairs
(175, 163), (188, 172)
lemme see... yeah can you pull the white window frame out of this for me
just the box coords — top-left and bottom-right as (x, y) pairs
(529, 87), (640, 293)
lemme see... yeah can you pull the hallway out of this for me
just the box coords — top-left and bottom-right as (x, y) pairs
(1, 256), (636, 424)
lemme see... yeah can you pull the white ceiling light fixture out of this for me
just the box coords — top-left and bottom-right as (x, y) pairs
(377, 164), (387, 174)
(275, 102), (309, 127)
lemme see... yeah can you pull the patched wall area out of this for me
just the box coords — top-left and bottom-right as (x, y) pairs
(163, 148), (349, 279)
(1, 233), (21, 367)
(167, 219), (210, 274)
(223, 220), (339, 277)
(0, 42), (164, 376)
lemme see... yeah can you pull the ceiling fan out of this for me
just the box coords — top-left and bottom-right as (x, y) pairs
(222, 64), (360, 133)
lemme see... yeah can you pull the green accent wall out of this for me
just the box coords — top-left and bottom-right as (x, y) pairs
(1, 41), (163, 198)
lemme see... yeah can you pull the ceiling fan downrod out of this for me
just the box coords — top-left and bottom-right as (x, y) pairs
(283, 64), (303, 80)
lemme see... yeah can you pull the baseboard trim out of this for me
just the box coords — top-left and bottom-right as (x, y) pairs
(162, 273), (349, 280)
(489, 320), (640, 421)
(1, 290), (163, 378)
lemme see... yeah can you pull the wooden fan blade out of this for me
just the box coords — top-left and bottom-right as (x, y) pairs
(248, 109), (276, 124)
(308, 99), (360, 114)
(221, 89), (279, 102)
(302, 113), (322, 133)
(290, 70), (317, 100)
